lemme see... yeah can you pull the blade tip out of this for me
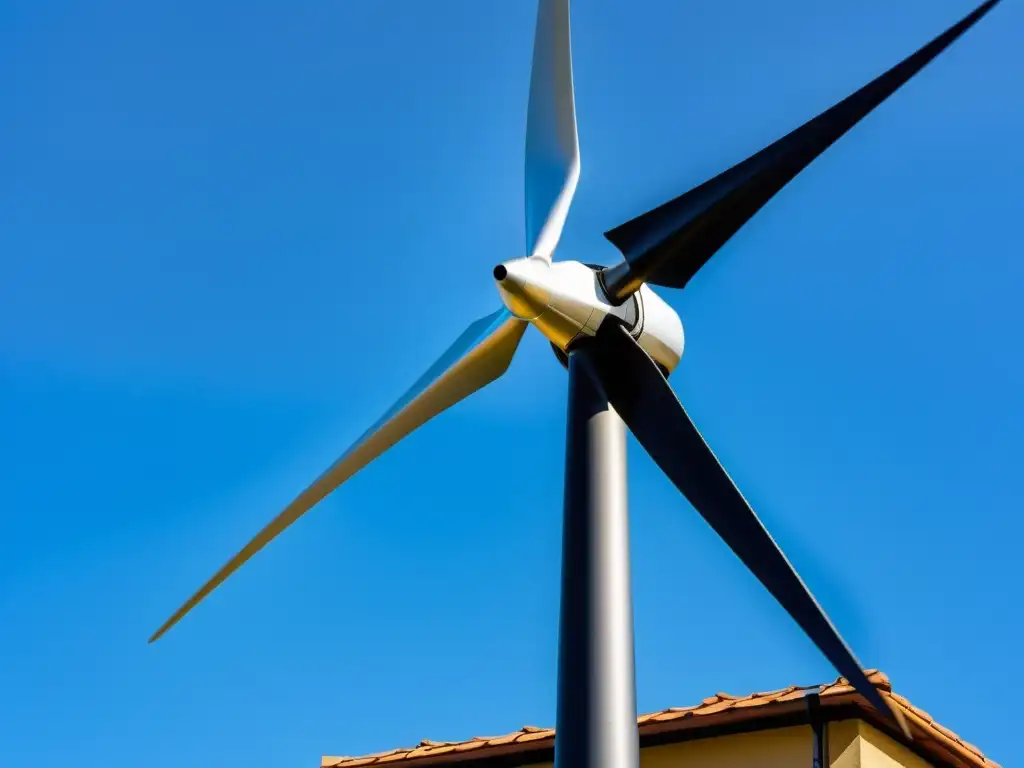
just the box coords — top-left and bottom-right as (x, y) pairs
(148, 620), (174, 644)
(871, 688), (912, 741)
(891, 704), (913, 741)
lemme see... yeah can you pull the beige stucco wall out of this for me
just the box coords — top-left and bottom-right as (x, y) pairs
(527, 725), (812, 768)
(642, 725), (813, 768)
(830, 719), (933, 768)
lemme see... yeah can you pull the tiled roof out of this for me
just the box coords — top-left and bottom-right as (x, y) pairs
(322, 671), (998, 768)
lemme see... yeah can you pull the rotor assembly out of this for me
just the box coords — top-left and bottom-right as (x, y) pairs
(152, 0), (1003, 760)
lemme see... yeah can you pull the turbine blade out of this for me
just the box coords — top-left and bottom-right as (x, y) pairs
(150, 308), (527, 643)
(577, 321), (910, 738)
(525, 0), (581, 262)
(601, 0), (1000, 299)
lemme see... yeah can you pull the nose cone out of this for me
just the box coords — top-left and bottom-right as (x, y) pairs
(493, 257), (551, 320)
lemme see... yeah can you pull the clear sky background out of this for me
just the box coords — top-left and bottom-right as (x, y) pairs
(2, 1), (1022, 766)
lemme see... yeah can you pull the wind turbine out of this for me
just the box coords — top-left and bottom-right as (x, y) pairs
(151, 1), (1002, 766)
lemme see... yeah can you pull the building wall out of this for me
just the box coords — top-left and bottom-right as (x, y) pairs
(829, 719), (933, 768)
(527, 725), (812, 768)
(642, 726), (813, 768)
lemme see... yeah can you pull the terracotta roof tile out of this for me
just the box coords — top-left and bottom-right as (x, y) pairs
(732, 694), (769, 708)
(366, 749), (403, 759)
(376, 752), (413, 764)
(692, 698), (736, 715)
(663, 708), (696, 720)
(485, 732), (518, 746)
(321, 671), (999, 768)
(935, 722), (963, 741)
(450, 742), (485, 754)
(518, 730), (554, 744)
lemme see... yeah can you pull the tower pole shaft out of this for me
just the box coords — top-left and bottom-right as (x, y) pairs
(555, 350), (640, 768)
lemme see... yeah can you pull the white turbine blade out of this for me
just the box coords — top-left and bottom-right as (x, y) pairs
(525, 0), (580, 262)
(150, 308), (527, 643)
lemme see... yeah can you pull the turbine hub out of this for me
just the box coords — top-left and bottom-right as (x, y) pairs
(493, 257), (684, 375)
(493, 257), (552, 321)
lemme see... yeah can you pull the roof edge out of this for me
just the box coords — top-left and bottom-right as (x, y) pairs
(322, 672), (999, 768)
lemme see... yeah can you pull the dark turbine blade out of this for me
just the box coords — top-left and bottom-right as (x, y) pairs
(601, 0), (1000, 299)
(577, 321), (909, 736)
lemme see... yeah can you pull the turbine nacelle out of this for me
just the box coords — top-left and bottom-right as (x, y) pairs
(494, 256), (684, 375)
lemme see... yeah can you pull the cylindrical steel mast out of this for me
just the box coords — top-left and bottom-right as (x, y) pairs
(555, 349), (640, 768)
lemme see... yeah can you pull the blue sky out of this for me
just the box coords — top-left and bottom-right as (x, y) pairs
(2, 0), (1022, 766)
